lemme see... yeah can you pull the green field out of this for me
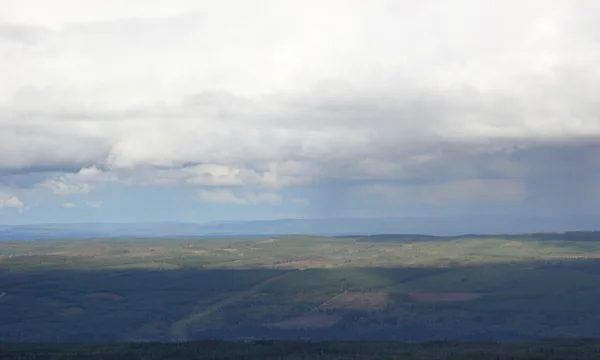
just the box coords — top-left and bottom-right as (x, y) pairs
(2, 232), (600, 342)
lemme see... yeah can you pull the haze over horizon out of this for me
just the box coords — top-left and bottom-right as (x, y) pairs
(1, 0), (599, 225)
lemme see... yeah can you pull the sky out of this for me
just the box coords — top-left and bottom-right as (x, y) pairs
(1, 0), (600, 225)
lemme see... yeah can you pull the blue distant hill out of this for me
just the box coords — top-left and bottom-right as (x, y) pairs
(1, 216), (599, 240)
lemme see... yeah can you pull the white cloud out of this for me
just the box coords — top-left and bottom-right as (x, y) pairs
(0, 195), (25, 212)
(38, 167), (117, 195)
(0, 0), (599, 206)
(197, 189), (280, 205)
(40, 179), (93, 196)
(61, 202), (76, 208)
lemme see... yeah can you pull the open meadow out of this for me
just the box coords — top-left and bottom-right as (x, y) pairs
(2, 232), (600, 342)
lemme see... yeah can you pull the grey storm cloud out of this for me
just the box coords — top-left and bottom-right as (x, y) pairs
(1, 0), (600, 209)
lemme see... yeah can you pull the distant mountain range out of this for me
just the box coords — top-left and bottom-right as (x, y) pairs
(2, 216), (600, 240)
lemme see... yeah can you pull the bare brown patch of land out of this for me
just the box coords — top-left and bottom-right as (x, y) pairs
(126, 251), (159, 257)
(49, 249), (105, 256)
(320, 292), (388, 312)
(408, 292), (483, 302)
(258, 238), (280, 244)
(271, 260), (334, 269)
(266, 314), (342, 329)
(86, 292), (125, 301)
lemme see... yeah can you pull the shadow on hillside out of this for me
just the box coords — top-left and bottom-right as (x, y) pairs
(3, 257), (600, 342)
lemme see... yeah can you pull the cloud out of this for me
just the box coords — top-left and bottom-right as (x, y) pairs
(61, 202), (76, 208)
(197, 189), (280, 205)
(38, 167), (117, 195)
(0, 0), (599, 212)
(86, 200), (103, 208)
(0, 195), (25, 212)
(40, 179), (93, 196)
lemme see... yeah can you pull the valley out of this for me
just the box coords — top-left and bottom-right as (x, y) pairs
(2, 232), (600, 342)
